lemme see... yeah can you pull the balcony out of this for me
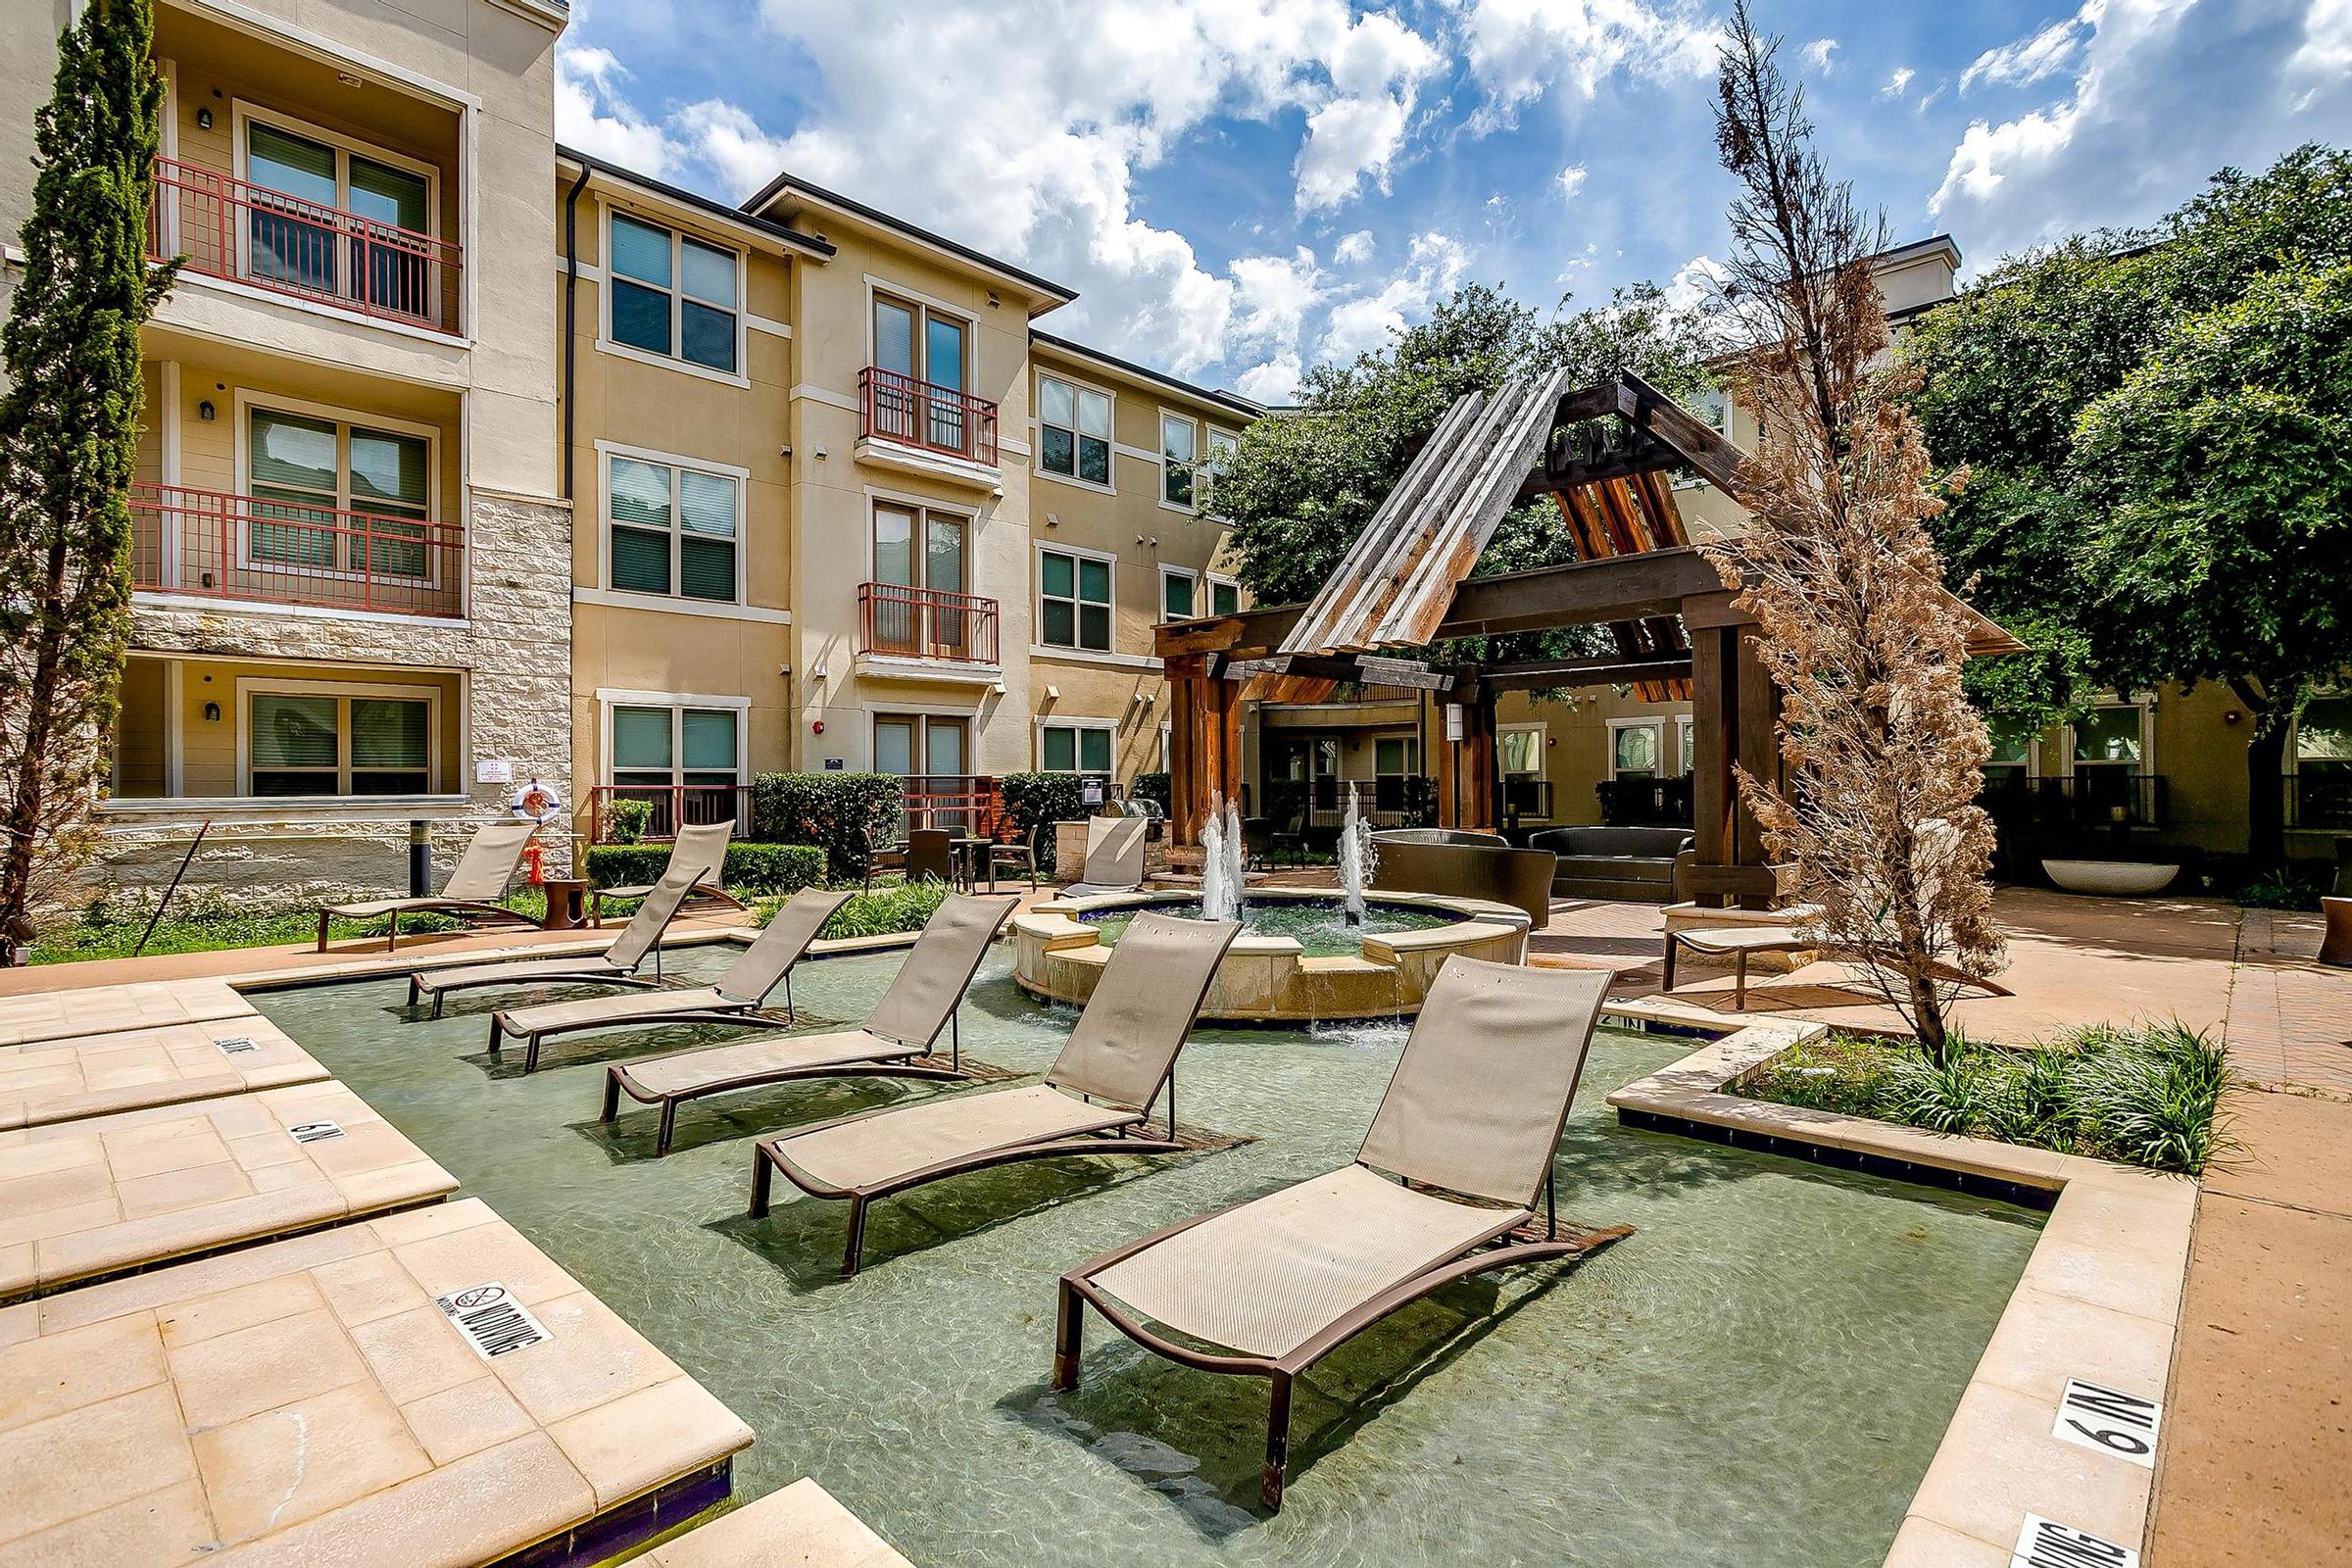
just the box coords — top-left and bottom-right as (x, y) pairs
(2286, 773), (2352, 831)
(901, 775), (1001, 838)
(856, 368), (1000, 485)
(1596, 774), (1694, 828)
(588, 784), (751, 845)
(857, 583), (1001, 675)
(148, 158), (462, 335)
(130, 483), (464, 618)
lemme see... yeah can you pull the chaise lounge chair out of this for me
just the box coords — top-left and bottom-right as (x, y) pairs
(315, 818), (540, 952)
(599, 892), (1017, 1155)
(487, 885), (856, 1072)
(1064, 814), (1149, 896)
(406, 865), (702, 1018)
(1054, 956), (1618, 1510)
(590, 820), (745, 925)
(749, 909), (1242, 1276)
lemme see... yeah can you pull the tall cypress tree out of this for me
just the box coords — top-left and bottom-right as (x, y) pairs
(0, 0), (176, 961)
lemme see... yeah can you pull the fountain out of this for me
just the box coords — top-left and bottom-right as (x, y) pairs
(1197, 794), (1247, 923)
(1336, 783), (1376, 926)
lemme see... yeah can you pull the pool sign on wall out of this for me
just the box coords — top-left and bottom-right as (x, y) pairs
(2012, 1512), (2139, 1567)
(2052, 1378), (2162, 1467)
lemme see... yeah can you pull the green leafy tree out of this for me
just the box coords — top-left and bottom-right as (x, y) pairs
(1903, 144), (2352, 862)
(0, 0), (176, 961)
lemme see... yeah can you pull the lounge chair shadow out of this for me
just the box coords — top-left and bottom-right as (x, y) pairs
(463, 1015), (857, 1080)
(1005, 1256), (1592, 1537)
(570, 1072), (963, 1162)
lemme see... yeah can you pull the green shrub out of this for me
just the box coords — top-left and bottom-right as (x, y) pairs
(1884, 1046), (1993, 1134)
(584, 842), (823, 896)
(753, 877), (950, 941)
(1129, 770), (1170, 812)
(601, 798), (653, 845)
(997, 772), (1094, 873)
(751, 772), (904, 879)
(2233, 868), (2325, 911)
(31, 889), (532, 964)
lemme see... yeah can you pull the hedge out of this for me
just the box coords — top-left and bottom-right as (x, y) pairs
(1129, 771), (1170, 812)
(751, 772), (903, 879)
(585, 842), (824, 896)
(997, 771), (1096, 874)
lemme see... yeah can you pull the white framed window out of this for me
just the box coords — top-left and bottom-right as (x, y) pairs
(610, 703), (744, 793)
(234, 105), (442, 325)
(1039, 545), (1113, 652)
(1206, 572), (1242, 617)
(1159, 411), (1199, 510)
(1041, 720), (1114, 775)
(1372, 734), (1419, 814)
(1697, 386), (1731, 437)
(2066, 700), (2151, 771)
(1200, 427), (1239, 513)
(605, 208), (742, 377)
(1606, 718), (1663, 779)
(601, 446), (745, 605)
(240, 677), (440, 798)
(1675, 712), (1695, 774)
(239, 394), (439, 583)
(1037, 372), (1113, 488)
(1499, 723), (1547, 819)
(873, 712), (969, 777)
(1159, 565), (1200, 621)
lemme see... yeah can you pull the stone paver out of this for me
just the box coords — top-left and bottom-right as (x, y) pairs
(0, 1016), (328, 1131)
(0, 1080), (456, 1300)
(640, 1477), (913, 1567)
(0, 978), (252, 1048)
(0, 1199), (752, 1567)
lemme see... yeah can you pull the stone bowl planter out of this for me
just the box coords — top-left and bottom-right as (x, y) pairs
(2041, 858), (2180, 896)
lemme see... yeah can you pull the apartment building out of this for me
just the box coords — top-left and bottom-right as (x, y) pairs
(557, 156), (1254, 842)
(3, 0), (572, 906)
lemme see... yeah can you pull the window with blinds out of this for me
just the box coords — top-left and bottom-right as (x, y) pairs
(248, 407), (431, 576)
(611, 705), (742, 798)
(607, 454), (739, 603)
(249, 690), (431, 797)
(609, 213), (739, 374)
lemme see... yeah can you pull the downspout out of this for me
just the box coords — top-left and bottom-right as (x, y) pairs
(561, 163), (590, 500)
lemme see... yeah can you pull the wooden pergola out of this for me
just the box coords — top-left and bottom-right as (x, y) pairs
(1156, 371), (2021, 909)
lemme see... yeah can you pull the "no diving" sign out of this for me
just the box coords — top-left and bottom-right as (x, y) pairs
(2013, 1512), (2139, 1567)
(2052, 1378), (2162, 1468)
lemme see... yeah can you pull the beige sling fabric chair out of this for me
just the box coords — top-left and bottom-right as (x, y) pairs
(488, 886), (855, 1072)
(316, 819), (538, 952)
(591, 821), (743, 925)
(750, 910), (1241, 1276)
(407, 865), (702, 1017)
(601, 893), (1017, 1155)
(1056, 957), (1617, 1510)
(1065, 814), (1149, 895)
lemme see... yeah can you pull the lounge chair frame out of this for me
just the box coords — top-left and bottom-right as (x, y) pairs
(316, 820), (540, 952)
(406, 866), (703, 1017)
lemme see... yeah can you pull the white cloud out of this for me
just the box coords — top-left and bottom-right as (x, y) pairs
(1557, 162), (1590, 198)
(1293, 12), (1444, 212)
(1235, 353), (1304, 404)
(554, 43), (676, 178)
(1959, 5), (2097, 94)
(1451, 0), (1723, 128)
(1661, 253), (1728, 313)
(1803, 37), (1840, 74)
(1881, 66), (1917, 99)
(1228, 248), (1326, 356)
(1933, 0), (2352, 264)
(1333, 229), (1376, 266)
(670, 100), (796, 199)
(1315, 230), (1472, 362)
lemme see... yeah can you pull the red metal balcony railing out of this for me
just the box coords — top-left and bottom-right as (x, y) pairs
(858, 582), (1001, 664)
(900, 774), (1001, 838)
(147, 157), (462, 333)
(858, 366), (999, 465)
(589, 784), (752, 845)
(130, 482), (464, 617)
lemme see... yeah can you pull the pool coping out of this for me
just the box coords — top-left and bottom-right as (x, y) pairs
(1609, 1023), (2197, 1568)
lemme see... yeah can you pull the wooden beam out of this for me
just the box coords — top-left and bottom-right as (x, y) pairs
(1432, 547), (1727, 638)
(1514, 444), (1683, 506)
(1622, 370), (1746, 497)
(1477, 655), (1695, 692)
(1152, 603), (1304, 660)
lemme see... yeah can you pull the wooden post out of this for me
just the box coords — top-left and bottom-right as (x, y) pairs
(1436, 695), (1497, 831)
(1689, 625), (1736, 900)
(1166, 655), (1242, 848)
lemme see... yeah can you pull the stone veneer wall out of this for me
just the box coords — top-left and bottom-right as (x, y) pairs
(56, 490), (575, 922)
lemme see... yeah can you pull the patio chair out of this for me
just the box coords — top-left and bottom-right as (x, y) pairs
(600, 892), (1017, 1155)
(406, 865), (702, 1018)
(589, 821), (743, 926)
(315, 819), (539, 952)
(906, 827), (956, 886)
(987, 823), (1042, 891)
(861, 823), (908, 894)
(488, 885), (855, 1072)
(1055, 956), (1616, 1510)
(1064, 814), (1149, 896)
(749, 910), (1242, 1276)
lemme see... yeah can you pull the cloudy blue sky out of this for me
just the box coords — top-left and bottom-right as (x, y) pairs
(556, 0), (2352, 404)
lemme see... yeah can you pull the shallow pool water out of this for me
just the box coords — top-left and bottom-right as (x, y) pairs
(1078, 898), (1455, 958)
(256, 946), (2040, 1567)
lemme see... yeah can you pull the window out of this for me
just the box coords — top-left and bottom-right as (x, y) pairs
(612, 704), (741, 795)
(609, 212), (739, 374)
(1984, 716), (2034, 790)
(1697, 386), (1731, 436)
(1373, 735), (1418, 812)
(2294, 695), (2352, 827)
(1038, 374), (1112, 485)
(873, 714), (967, 777)
(1675, 713), (1695, 774)
(1200, 428), (1238, 512)
(1608, 720), (1662, 779)
(243, 119), (434, 318)
(247, 405), (431, 576)
(248, 687), (432, 797)
(1042, 723), (1112, 774)
(1160, 413), (1198, 509)
(1159, 566), (1198, 621)
(2072, 706), (2143, 766)
(872, 293), (971, 452)
(2070, 701), (2150, 824)
(1208, 575), (1241, 616)
(1499, 725), (1546, 819)
(606, 453), (741, 603)
(1040, 548), (1111, 651)
(870, 501), (973, 655)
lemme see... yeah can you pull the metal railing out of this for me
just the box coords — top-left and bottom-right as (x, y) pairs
(858, 581), (1001, 664)
(148, 157), (462, 333)
(588, 783), (751, 844)
(1984, 771), (2169, 832)
(858, 366), (999, 466)
(1596, 774), (1693, 827)
(129, 482), (464, 616)
(900, 774), (1001, 838)
(2285, 772), (2352, 831)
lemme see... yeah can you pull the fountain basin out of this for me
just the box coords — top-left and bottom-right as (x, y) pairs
(1012, 887), (1532, 1021)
